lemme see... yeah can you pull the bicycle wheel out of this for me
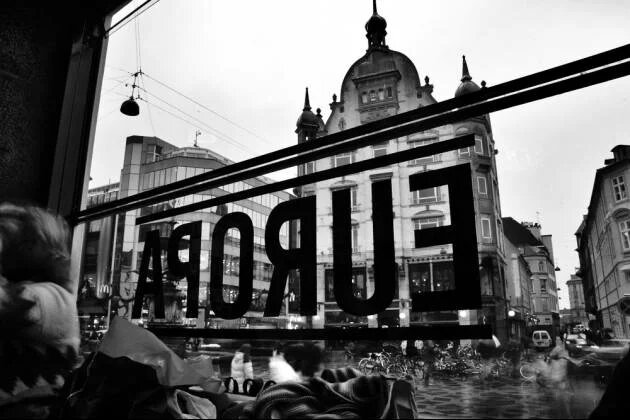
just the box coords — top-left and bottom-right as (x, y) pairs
(358, 358), (376, 375)
(520, 363), (537, 381)
(389, 362), (408, 377)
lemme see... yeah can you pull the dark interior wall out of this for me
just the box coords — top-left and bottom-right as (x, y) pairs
(0, 4), (74, 206)
(0, 1), (125, 209)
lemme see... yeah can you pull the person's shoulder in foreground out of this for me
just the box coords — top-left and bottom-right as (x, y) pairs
(0, 203), (80, 419)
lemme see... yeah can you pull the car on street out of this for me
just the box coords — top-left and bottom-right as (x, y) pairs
(589, 339), (630, 363)
(532, 330), (552, 349)
(564, 333), (591, 356)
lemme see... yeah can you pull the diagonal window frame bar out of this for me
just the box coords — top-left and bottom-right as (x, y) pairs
(72, 43), (630, 226)
(130, 58), (630, 225)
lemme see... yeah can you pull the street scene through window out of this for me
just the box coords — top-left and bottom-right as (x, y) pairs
(6, 0), (628, 418)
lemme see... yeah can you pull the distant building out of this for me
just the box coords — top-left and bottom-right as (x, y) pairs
(566, 274), (589, 326)
(502, 218), (534, 341)
(77, 182), (120, 324)
(295, 3), (509, 341)
(502, 217), (560, 339)
(576, 145), (630, 338)
(81, 136), (295, 329)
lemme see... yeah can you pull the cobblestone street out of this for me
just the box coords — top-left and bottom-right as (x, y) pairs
(411, 375), (602, 419)
(248, 353), (606, 419)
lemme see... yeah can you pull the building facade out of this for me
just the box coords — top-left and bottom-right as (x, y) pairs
(576, 145), (630, 338)
(565, 274), (589, 328)
(82, 136), (295, 330)
(502, 218), (534, 341)
(295, 3), (509, 341)
(502, 217), (560, 339)
(522, 222), (561, 336)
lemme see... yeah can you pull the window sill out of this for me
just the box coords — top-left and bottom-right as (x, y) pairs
(410, 200), (445, 206)
(408, 161), (441, 167)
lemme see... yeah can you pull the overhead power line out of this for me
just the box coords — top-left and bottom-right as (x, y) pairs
(133, 83), (252, 152)
(104, 78), (251, 153)
(142, 72), (274, 146)
(138, 74), (156, 136)
(137, 90), (250, 153)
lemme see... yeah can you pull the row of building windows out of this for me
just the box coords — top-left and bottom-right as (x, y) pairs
(325, 135), (492, 171)
(141, 167), (284, 210)
(320, 262), (458, 306)
(360, 86), (394, 104)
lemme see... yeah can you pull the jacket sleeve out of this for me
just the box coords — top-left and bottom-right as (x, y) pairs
(244, 360), (254, 380)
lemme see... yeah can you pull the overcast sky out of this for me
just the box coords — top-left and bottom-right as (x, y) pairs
(92, 0), (630, 309)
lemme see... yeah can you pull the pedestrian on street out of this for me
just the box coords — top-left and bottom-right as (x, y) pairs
(283, 342), (323, 380)
(545, 337), (584, 418)
(231, 343), (254, 391)
(521, 334), (531, 360)
(421, 340), (437, 386)
(505, 338), (523, 378)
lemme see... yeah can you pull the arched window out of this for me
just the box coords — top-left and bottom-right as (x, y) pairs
(412, 210), (445, 230)
(413, 216), (442, 230)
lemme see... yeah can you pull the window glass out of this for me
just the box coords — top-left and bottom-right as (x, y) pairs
(351, 224), (359, 252)
(413, 217), (442, 230)
(477, 175), (488, 195)
(372, 142), (388, 157)
(334, 153), (352, 167)
(304, 161), (315, 174)
(412, 187), (438, 204)
(481, 216), (492, 238)
(474, 135), (484, 155)
(612, 175), (627, 201)
(74, 4), (630, 417)
(620, 220), (630, 251)
(409, 138), (438, 164)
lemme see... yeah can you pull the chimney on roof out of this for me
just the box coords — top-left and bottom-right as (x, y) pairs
(521, 221), (542, 240)
(609, 145), (630, 164)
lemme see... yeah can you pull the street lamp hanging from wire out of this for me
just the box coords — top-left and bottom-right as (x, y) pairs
(120, 71), (142, 116)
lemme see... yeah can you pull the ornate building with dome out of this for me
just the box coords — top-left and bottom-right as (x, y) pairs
(295, 0), (509, 341)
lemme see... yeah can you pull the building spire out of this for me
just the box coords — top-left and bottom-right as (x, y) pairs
(461, 55), (472, 82)
(365, 0), (387, 49)
(303, 87), (311, 111)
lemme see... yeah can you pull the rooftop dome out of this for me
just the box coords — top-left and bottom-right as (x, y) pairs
(296, 87), (318, 127)
(454, 55), (481, 97)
